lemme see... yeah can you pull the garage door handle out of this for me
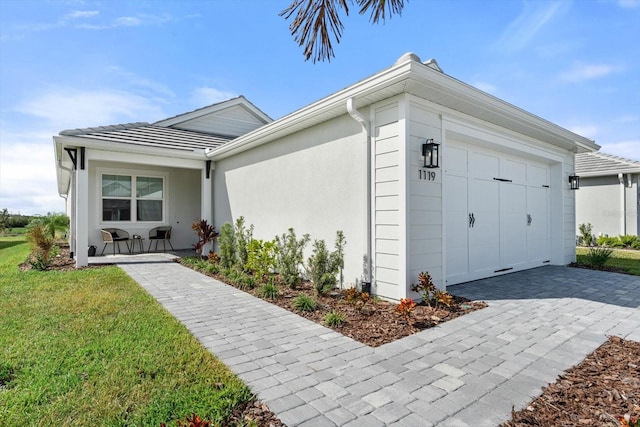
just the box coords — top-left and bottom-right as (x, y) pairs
(469, 213), (476, 228)
(527, 214), (532, 226)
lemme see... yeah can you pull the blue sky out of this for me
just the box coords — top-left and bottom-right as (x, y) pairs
(1, 0), (638, 215)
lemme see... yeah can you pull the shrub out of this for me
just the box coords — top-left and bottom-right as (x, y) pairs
(395, 298), (416, 323)
(292, 294), (318, 312)
(324, 310), (346, 327)
(584, 247), (613, 266)
(207, 251), (220, 264)
(274, 228), (310, 288)
(257, 278), (279, 300)
(344, 286), (371, 311)
(307, 231), (346, 296)
(234, 216), (253, 268)
(597, 235), (624, 247)
(632, 240), (640, 250)
(245, 239), (277, 281)
(578, 223), (594, 246)
(619, 235), (639, 248)
(25, 222), (54, 270)
(218, 222), (236, 268)
(410, 271), (452, 308)
(192, 219), (218, 256)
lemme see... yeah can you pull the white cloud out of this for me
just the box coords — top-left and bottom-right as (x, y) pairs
(494, 0), (570, 53)
(114, 16), (142, 27)
(0, 128), (65, 215)
(64, 10), (99, 20)
(618, 0), (640, 8)
(598, 140), (640, 161)
(15, 89), (167, 129)
(472, 81), (497, 94)
(190, 87), (238, 108)
(559, 63), (618, 82)
(568, 124), (599, 139)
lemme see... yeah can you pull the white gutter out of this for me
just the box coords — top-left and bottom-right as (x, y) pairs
(619, 173), (626, 235)
(346, 98), (373, 286)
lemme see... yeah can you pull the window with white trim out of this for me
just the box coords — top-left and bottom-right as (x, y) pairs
(102, 174), (164, 222)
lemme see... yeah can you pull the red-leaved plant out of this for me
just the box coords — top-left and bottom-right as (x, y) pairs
(395, 298), (416, 324)
(192, 219), (219, 257)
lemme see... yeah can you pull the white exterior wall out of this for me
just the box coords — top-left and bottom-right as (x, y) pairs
(371, 99), (403, 300)
(407, 99), (444, 293)
(87, 160), (201, 251)
(213, 113), (368, 287)
(577, 174), (640, 237)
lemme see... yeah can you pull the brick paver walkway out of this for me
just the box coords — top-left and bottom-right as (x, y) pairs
(116, 260), (640, 427)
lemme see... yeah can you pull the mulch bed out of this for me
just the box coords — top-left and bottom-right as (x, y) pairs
(18, 247), (112, 272)
(502, 336), (640, 427)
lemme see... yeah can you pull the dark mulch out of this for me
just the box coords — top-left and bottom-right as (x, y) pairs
(502, 336), (640, 427)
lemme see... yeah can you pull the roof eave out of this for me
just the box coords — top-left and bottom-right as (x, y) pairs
(207, 57), (598, 161)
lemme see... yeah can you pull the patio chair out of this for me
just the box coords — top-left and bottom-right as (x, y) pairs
(147, 226), (174, 252)
(100, 228), (130, 255)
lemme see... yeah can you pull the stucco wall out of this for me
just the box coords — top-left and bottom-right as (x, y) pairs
(576, 174), (640, 237)
(88, 161), (201, 251)
(213, 113), (368, 287)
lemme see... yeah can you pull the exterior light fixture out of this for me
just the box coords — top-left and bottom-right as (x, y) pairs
(568, 174), (580, 190)
(422, 139), (440, 168)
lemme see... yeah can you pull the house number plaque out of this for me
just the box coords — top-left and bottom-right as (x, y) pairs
(418, 170), (436, 181)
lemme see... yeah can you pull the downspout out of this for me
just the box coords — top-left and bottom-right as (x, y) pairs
(346, 98), (372, 288)
(618, 173), (626, 235)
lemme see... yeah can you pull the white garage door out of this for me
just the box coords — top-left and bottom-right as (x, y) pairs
(445, 141), (551, 285)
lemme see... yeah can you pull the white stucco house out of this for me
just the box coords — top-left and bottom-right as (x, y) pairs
(575, 152), (640, 238)
(54, 52), (598, 300)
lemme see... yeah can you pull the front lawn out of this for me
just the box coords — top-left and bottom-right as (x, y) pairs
(576, 247), (640, 276)
(0, 238), (255, 426)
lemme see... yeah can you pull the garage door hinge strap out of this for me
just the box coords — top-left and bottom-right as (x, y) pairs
(493, 177), (512, 182)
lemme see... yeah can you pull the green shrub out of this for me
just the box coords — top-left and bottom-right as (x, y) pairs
(234, 216), (253, 268)
(307, 231), (346, 296)
(25, 222), (54, 270)
(584, 247), (613, 266)
(292, 294), (318, 312)
(619, 235), (639, 248)
(597, 235), (622, 247)
(257, 279), (279, 300)
(578, 223), (594, 246)
(324, 310), (346, 327)
(275, 228), (310, 288)
(218, 222), (236, 268)
(245, 239), (277, 280)
(632, 240), (640, 250)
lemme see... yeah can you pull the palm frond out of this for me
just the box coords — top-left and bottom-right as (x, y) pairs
(357, 0), (406, 23)
(280, 0), (350, 63)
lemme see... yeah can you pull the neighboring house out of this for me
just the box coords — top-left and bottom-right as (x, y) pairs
(54, 52), (598, 301)
(575, 152), (640, 238)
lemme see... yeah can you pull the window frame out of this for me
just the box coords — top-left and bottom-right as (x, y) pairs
(99, 170), (167, 225)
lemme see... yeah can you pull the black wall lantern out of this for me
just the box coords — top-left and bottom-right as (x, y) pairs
(568, 174), (580, 190)
(422, 139), (440, 168)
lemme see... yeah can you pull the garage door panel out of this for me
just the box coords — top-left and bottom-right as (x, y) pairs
(445, 140), (551, 285)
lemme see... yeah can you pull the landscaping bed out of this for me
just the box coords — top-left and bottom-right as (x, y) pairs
(180, 257), (487, 348)
(503, 336), (640, 427)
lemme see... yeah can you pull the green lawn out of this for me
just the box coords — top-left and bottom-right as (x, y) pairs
(576, 247), (640, 276)
(0, 238), (254, 426)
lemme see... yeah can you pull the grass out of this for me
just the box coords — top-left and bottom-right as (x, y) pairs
(1, 227), (27, 235)
(576, 247), (640, 276)
(0, 237), (254, 426)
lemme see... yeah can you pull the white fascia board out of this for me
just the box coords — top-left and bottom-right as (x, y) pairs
(578, 168), (640, 177)
(409, 64), (600, 152)
(207, 57), (599, 161)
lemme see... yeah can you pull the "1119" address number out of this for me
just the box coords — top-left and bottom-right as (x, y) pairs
(419, 170), (436, 181)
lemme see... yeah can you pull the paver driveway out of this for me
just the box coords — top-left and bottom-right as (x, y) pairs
(117, 260), (640, 427)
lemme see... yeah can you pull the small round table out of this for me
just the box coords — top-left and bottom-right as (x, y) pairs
(129, 235), (145, 254)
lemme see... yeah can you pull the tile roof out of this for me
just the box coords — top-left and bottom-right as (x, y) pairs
(59, 122), (233, 152)
(575, 151), (640, 176)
